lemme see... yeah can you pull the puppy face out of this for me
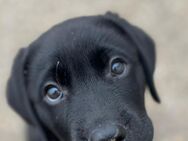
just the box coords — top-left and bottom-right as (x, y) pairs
(7, 13), (159, 141)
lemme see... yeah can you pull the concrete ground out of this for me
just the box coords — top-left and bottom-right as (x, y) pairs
(0, 0), (188, 141)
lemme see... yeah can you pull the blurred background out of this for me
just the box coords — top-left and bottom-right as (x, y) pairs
(0, 0), (188, 141)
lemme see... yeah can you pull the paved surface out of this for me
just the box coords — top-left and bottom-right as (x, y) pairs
(1, 0), (188, 141)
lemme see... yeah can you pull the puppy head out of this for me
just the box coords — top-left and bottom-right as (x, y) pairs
(7, 13), (159, 141)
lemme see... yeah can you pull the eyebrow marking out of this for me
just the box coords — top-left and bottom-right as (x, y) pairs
(56, 61), (61, 85)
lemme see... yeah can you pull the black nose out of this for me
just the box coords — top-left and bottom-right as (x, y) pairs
(89, 124), (126, 141)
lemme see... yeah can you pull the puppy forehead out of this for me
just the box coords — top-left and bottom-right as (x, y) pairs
(33, 16), (137, 65)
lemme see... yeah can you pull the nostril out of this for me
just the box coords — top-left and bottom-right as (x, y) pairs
(110, 136), (125, 141)
(89, 124), (126, 141)
(108, 137), (124, 141)
(113, 125), (126, 141)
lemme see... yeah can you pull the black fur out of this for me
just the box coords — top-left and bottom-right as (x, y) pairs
(7, 12), (160, 141)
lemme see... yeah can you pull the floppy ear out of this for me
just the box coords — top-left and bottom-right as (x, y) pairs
(7, 48), (47, 140)
(105, 12), (160, 103)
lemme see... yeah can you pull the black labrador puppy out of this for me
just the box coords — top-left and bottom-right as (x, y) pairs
(7, 12), (160, 141)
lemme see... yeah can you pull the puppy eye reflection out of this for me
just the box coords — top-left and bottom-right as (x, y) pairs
(110, 57), (128, 76)
(44, 84), (64, 105)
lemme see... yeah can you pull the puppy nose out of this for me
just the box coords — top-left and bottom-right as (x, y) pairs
(89, 124), (126, 141)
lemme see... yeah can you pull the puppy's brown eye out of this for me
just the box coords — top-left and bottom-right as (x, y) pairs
(110, 58), (128, 76)
(44, 85), (64, 105)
